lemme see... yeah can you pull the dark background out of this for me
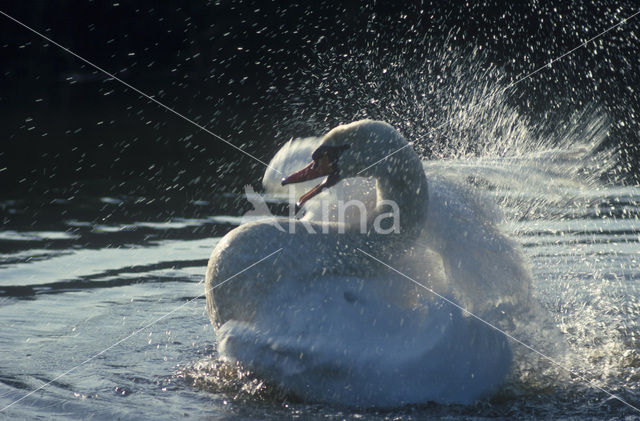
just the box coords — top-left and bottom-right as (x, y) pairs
(1, 0), (639, 200)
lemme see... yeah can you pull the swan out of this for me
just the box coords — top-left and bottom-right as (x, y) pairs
(205, 120), (516, 406)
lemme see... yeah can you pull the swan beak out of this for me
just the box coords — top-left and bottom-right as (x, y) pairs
(281, 156), (331, 186)
(281, 156), (335, 210)
(294, 181), (329, 210)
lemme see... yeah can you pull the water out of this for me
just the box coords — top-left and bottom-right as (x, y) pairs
(1, 158), (639, 418)
(2, 1), (640, 418)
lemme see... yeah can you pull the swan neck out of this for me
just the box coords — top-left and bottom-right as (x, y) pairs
(373, 155), (428, 232)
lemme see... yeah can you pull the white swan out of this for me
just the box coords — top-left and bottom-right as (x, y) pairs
(205, 120), (518, 406)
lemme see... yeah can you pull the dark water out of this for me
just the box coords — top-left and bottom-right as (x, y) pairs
(2, 1), (640, 419)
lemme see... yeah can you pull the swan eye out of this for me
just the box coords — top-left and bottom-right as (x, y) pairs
(311, 148), (325, 162)
(312, 145), (349, 164)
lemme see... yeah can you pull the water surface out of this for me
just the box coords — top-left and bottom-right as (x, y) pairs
(1, 183), (639, 418)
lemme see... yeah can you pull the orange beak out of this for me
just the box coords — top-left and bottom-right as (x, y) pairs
(281, 155), (335, 211)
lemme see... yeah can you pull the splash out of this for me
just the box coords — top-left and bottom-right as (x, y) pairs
(202, 32), (639, 410)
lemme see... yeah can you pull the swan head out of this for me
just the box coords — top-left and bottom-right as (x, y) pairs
(281, 120), (413, 210)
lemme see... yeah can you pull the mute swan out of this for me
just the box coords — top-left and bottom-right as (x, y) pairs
(205, 120), (514, 406)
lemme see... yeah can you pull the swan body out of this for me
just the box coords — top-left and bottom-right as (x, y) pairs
(205, 120), (521, 406)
